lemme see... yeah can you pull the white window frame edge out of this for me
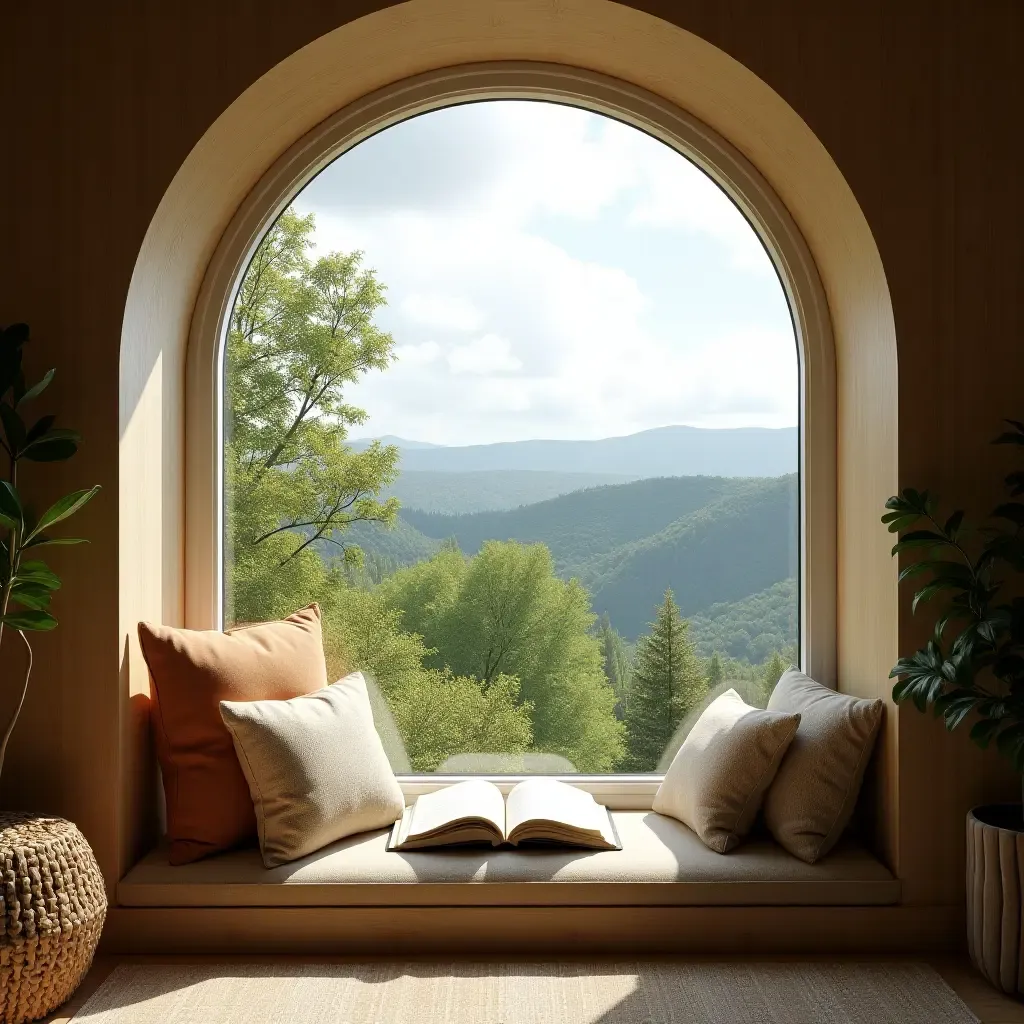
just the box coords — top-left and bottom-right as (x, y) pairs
(185, 62), (836, 807)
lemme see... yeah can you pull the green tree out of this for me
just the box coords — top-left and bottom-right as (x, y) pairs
(706, 651), (724, 690)
(224, 210), (400, 623)
(388, 669), (534, 772)
(383, 541), (624, 772)
(597, 612), (633, 720)
(623, 589), (708, 771)
(757, 649), (789, 707)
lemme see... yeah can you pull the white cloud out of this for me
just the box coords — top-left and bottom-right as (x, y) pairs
(291, 101), (797, 445)
(448, 334), (522, 375)
(393, 341), (441, 366)
(400, 292), (483, 332)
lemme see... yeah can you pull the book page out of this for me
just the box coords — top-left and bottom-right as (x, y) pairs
(406, 779), (506, 841)
(505, 778), (609, 839)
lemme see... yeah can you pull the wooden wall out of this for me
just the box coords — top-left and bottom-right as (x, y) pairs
(1, 0), (1022, 923)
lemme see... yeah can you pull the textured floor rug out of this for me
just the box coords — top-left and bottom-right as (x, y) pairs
(73, 961), (979, 1024)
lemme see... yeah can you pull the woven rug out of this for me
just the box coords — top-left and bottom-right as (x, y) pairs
(73, 961), (978, 1023)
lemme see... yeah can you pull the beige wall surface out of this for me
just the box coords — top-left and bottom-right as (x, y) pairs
(1, 0), (1022, 924)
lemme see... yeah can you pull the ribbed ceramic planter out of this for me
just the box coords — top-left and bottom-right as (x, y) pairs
(967, 804), (1024, 996)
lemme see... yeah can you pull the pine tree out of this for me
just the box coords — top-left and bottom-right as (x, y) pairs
(706, 651), (724, 691)
(622, 590), (708, 771)
(598, 612), (633, 720)
(757, 649), (788, 707)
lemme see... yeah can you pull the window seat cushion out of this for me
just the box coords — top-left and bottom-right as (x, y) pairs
(119, 811), (898, 908)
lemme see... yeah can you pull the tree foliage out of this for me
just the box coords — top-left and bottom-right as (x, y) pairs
(382, 541), (624, 771)
(622, 589), (708, 771)
(597, 612), (633, 720)
(706, 651), (724, 690)
(225, 210), (401, 622)
(884, 420), (1024, 774)
(388, 669), (534, 772)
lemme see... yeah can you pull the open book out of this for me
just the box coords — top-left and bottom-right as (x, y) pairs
(388, 778), (621, 851)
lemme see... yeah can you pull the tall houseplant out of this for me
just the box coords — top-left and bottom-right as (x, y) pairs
(883, 419), (1024, 792)
(884, 419), (1024, 994)
(0, 323), (99, 781)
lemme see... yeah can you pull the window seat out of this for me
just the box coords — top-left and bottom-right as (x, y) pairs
(119, 811), (898, 908)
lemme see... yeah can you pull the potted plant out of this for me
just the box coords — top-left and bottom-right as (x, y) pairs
(884, 419), (1024, 995)
(0, 322), (106, 1024)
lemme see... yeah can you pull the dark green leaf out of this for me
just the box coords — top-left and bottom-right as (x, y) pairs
(1, 609), (57, 631)
(16, 368), (54, 407)
(997, 723), (1024, 759)
(0, 481), (22, 526)
(16, 560), (60, 590)
(970, 718), (1003, 748)
(945, 510), (965, 536)
(21, 430), (79, 462)
(993, 432), (1024, 446)
(25, 414), (55, 445)
(912, 581), (951, 614)
(1, 323), (29, 345)
(943, 702), (976, 731)
(892, 530), (950, 556)
(8, 581), (52, 610)
(0, 403), (26, 454)
(885, 514), (920, 534)
(24, 535), (88, 549)
(27, 486), (100, 541)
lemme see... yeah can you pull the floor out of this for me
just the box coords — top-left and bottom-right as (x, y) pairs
(43, 955), (1024, 1024)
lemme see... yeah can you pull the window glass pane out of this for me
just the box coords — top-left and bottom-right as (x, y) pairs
(223, 100), (799, 774)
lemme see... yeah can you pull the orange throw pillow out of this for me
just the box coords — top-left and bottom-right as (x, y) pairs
(137, 604), (328, 864)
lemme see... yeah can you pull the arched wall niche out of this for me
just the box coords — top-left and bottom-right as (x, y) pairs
(118, 0), (898, 881)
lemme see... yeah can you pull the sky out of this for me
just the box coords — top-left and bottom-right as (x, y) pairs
(292, 100), (798, 448)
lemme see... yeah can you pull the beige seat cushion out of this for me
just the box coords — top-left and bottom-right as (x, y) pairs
(118, 810), (899, 908)
(220, 672), (405, 867)
(764, 668), (885, 863)
(653, 689), (800, 853)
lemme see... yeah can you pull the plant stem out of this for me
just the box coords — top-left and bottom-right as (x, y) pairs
(0, 630), (32, 782)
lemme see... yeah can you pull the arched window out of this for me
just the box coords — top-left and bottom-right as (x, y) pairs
(193, 66), (834, 786)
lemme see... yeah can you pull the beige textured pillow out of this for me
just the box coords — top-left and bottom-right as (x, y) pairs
(764, 668), (884, 863)
(652, 689), (800, 853)
(219, 671), (405, 867)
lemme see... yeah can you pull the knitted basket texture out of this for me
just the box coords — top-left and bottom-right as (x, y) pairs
(0, 813), (106, 1024)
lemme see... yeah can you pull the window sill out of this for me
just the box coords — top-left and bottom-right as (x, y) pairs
(396, 775), (662, 810)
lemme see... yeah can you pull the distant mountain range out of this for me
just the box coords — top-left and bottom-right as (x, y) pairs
(351, 425), (797, 478)
(350, 435), (442, 450)
(383, 469), (638, 514)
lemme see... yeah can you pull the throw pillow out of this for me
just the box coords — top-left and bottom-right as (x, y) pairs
(652, 688), (801, 853)
(219, 671), (405, 867)
(137, 604), (328, 864)
(764, 667), (885, 863)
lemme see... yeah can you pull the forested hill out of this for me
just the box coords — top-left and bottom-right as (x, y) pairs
(369, 425), (797, 477)
(402, 475), (745, 570)
(581, 478), (797, 638)
(392, 474), (798, 640)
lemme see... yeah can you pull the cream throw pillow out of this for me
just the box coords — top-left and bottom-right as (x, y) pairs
(219, 671), (405, 867)
(764, 668), (884, 863)
(653, 689), (800, 853)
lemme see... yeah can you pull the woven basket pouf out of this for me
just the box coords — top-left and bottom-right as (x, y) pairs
(0, 813), (107, 1024)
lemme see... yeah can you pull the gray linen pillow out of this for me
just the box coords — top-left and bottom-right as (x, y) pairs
(219, 671), (405, 867)
(764, 668), (884, 863)
(652, 689), (800, 853)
